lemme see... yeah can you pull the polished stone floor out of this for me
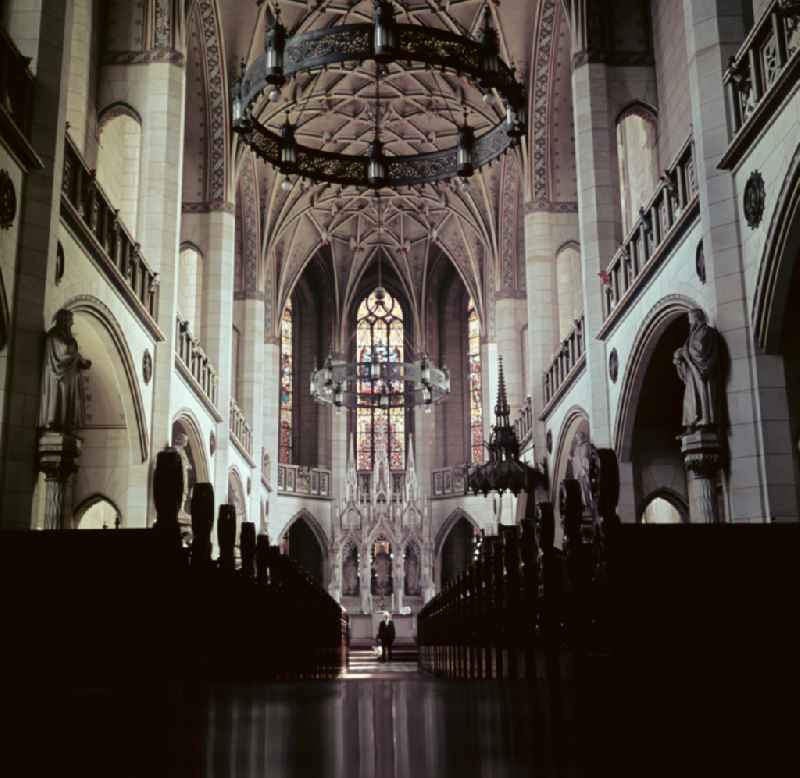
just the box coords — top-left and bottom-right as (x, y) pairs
(178, 652), (569, 778)
(10, 652), (583, 777)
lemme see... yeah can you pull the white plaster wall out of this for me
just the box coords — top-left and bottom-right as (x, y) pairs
(651, 0), (692, 166)
(732, 88), (800, 319)
(269, 495), (334, 545)
(0, 148), (26, 469)
(603, 219), (710, 441)
(53, 227), (156, 427)
(96, 114), (141, 235)
(227, 439), (256, 523)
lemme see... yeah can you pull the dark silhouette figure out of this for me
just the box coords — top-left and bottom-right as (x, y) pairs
(376, 611), (395, 662)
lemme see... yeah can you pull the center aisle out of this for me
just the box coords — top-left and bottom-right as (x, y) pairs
(165, 650), (576, 778)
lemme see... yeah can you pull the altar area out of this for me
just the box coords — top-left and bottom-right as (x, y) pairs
(327, 435), (436, 618)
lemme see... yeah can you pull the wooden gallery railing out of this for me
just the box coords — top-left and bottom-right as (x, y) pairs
(175, 316), (219, 409)
(721, 0), (800, 167)
(601, 137), (698, 321)
(61, 135), (160, 328)
(0, 25), (39, 168)
(543, 316), (585, 407)
(229, 399), (253, 458)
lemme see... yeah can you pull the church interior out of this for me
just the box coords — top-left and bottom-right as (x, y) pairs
(1, 0), (799, 775)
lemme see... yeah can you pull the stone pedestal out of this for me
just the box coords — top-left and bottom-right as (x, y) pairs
(37, 431), (82, 530)
(681, 429), (722, 523)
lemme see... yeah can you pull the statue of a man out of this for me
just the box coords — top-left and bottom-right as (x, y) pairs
(673, 308), (720, 432)
(38, 309), (91, 432)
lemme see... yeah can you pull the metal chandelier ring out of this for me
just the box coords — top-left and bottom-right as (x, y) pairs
(234, 22), (526, 189)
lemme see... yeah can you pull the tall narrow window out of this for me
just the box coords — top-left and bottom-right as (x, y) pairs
(356, 289), (405, 470)
(468, 298), (483, 464)
(616, 108), (659, 236)
(279, 300), (293, 464)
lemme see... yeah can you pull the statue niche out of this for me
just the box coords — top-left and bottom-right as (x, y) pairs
(404, 543), (421, 597)
(38, 309), (92, 432)
(371, 539), (393, 597)
(342, 543), (359, 596)
(672, 308), (720, 432)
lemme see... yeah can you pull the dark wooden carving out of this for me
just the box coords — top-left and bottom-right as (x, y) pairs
(256, 534), (270, 584)
(190, 482), (214, 568)
(0, 169), (17, 229)
(217, 504), (236, 572)
(744, 170), (765, 228)
(153, 448), (182, 528)
(240, 521), (256, 579)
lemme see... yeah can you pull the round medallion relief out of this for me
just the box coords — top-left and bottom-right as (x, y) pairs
(0, 170), (17, 230)
(609, 348), (619, 383)
(142, 349), (152, 385)
(743, 170), (765, 229)
(695, 240), (706, 284)
(546, 430), (553, 454)
(209, 431), (217, 456)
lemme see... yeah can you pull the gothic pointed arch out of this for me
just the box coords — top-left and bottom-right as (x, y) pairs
(62, 295), (149, 462)
(752, 138), (800, 352)
(614, 294), (701, 460)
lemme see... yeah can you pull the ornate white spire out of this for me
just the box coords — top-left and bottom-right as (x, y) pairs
(405, 434), (420, 504)
(345, 432), (358, 505)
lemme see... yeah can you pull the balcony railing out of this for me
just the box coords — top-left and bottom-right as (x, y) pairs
(721, 0), (800, 168)
(543, 316), (585, 409)
(513, 396), (534, 448)
(0, 26), (40, 169)
(229, 399), (253, 459)
(277, 464), (332, 498)
(601, 137), (698, 323)
(62, 135), (160, 334)
(175, 316), (219, 410)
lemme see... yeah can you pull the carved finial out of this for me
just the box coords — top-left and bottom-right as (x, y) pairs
(495, 355), (510, 421)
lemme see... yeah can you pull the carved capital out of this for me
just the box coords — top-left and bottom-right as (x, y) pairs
(680, 429), (722, 477)
(37, 431), (82, 481)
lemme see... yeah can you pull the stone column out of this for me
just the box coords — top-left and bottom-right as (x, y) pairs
(524, 208), (581, 453)
(238, 297), (265, 522)
(262, 338), (281, 533)
(202, 210), (236, 513)
(570, 60), (620, 448)
(682, 0), (788, 522)
(65, 0), (93, 154)
(37, 431), (82, 529)
(0, 0), (73, 525)
(681, 430), (722, 523)
(495, 296), (527, 419)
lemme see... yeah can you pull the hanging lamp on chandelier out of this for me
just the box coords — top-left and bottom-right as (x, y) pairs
(231, 1), (526, 190)
(309, 250), (450, 410)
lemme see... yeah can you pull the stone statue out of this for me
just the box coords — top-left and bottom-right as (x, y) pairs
(673, 308), (719, 432)
(571, 431), (599, 513)
(38, 309), (91, 432)
(172, 430), (194, 518)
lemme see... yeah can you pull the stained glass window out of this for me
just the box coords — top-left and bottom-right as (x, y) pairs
(468, 298), (483, 464)
(356, 289), (405, 470)
(279, 299), (293, 464)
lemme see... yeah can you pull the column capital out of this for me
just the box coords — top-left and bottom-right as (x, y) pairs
(37, 431), (82, 481)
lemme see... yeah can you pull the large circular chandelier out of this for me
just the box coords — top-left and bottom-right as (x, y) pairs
(232, 1), (526, 190)
(310, 286), (450, 410)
